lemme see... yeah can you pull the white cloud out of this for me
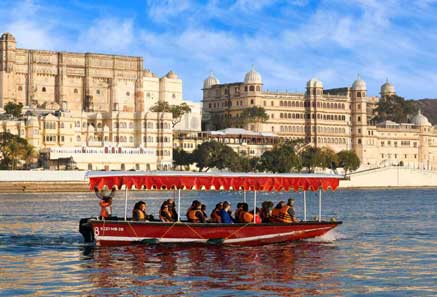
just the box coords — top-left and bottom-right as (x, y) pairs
(77, 18), (135, 54)
(146, 0), (192, 22)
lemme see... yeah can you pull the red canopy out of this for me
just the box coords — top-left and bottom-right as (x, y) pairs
(89, 172), (341, 192)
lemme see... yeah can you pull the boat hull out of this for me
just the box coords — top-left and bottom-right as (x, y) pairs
(86, 219), (341, 246)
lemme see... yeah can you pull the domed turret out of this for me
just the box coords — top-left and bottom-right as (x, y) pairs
(412, 110), (431, 127)
(380, 78), (396, 96)
(244, 66), (262, 84)
(203, 72), (219, 89)
(166, 70), (178, 79)
(1, 32), (16, 42)
(351, 75), (367, 91)
(306, 78), (323, 89)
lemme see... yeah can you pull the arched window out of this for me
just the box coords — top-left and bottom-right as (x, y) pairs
(42, 87), (46, 92)
(96, 89), (100, 95)
(249, 86), (255, 91)
(74, 88), (78, 94)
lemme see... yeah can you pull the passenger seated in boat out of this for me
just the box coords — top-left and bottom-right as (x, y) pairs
(159, 201), (173, 222)
(210, 202), (223, 223)
(186, 200), (206, 223)
(239, 203), (253, 223)
(166, 199), (178, 221)
(94, 186), (116, 219)
(218, 201), (233, 224)
(271, 201), (294, 223)
(260, 201), (273, 223)
(132, 201), (153, 221)
(287, 198), (299, 223)
(233, 203), (244, 223)
(201, 204), (208, 220)
(253, 208), (262, 224)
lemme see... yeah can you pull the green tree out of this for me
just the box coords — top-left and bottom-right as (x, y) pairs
(0, 132), (36, 169)
(259, 140), (301, 173)
(299, 146), (325, 173)
(374, 95), (417, 123)
(172, 148), (193, 170)
(240, 106), (269, 126)
(191, 141), (240, 172)
(4, 102), (23, 118)
(150, 101), (192, 127)
(337, 150), (361, 175)
(319, 147), (339, 171)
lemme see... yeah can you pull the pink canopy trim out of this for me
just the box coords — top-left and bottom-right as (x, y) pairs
(90, 174), (340, 192)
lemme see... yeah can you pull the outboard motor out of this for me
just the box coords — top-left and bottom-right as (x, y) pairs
(79, 218), (95, 243)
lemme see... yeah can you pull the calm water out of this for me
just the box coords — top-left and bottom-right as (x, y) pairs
(0, 189), (436, 296)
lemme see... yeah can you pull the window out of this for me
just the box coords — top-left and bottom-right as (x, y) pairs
(358, 139), (362, 144)
(250, 99), (254, 105)
(146, 92), (150, 97)
(96, 90), (100, 95)
(126, 91), (130, 96)
(74, 88), (78, 94)
(172, 93), (176, 99)
(249, 86), (255, 91)
(42, 87), (46, 92)
(18, 86), (23, 91)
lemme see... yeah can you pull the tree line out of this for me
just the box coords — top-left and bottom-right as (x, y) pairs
(174, 140), (360, 175)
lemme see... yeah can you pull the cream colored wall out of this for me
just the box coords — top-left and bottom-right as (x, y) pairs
(159, 77), (182, 104)
(143, 76), (160, 111)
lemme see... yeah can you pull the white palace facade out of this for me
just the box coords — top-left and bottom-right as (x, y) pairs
(0, 32), (200, 170)
(202, 69), (437, 170)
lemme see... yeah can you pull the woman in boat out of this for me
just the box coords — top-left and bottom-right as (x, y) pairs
(166, 199), (178, 221)
(201, 204), (208, 220)
(186, 200), (206, 223)
(210, 202), (223, 223)
(132, 201), (153, 221)
(94, 186), (116, 219)
(218, 201), (233, 224)
(260, 201), (274, 223)
(233, 203), (244, 223)
(159, 201), (173, 222)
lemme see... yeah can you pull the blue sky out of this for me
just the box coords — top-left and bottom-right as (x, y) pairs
(1, 0), (437, 101)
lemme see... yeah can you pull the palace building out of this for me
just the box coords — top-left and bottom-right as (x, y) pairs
(0, 32), (200, 170)
(202, 69), (437, 170)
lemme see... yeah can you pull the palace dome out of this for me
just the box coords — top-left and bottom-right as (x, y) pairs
(351, 76), (367, 91)
(412, 110), (431, 127)
(306, 78), (323, 88)
(380, 79), (395, 94)
(1, 32), (16, 42)
(244, 67), (262, 84)
(203, 72), (219, 89)
(166, 70), (178, 79)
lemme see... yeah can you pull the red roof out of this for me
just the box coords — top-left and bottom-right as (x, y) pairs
(89, 172), (341, 192)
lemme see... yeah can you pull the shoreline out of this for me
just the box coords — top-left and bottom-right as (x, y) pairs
(1, 181), (437, 193)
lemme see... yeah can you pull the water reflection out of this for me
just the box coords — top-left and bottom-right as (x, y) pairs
(84, 242), (341, 296)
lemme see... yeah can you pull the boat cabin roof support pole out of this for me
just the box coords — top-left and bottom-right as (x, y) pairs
(253, 190), (257, 223)
(124, 187), (128, 221)
(177, 188), (181, 222)
(318, 189), (322, 222)
(303, 191), (307, 222)
(243, 190), (247, 203)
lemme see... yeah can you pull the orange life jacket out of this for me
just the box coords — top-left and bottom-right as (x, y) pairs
(241, 211), (254, 223)
(133, 209), (145, 221)
(187, 209), (201, 223)
(210, 210), (221, 223)
(272, 206), (292, 223)
(99, 200), (112, 218)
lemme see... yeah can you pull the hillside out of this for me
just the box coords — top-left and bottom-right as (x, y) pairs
(413, 99), (437, 125)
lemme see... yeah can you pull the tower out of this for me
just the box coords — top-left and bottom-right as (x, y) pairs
(350, 75), (367, 162)
(305, 78), (323, 146)
(0, 32), (17, 108)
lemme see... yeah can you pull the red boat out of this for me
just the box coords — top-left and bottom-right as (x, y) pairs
(79, 172), (342, 246)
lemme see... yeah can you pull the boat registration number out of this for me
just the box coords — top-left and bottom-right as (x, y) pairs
(98, 227), (125, 232)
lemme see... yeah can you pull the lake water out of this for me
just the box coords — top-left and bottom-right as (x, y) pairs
(0, 189), (436, 296)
